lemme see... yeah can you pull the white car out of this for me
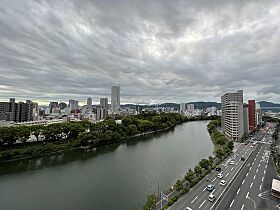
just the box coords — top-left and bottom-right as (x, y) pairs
(217, 173), (223, 179)
(208, 194), (216, 202)
(230, 161), (235, 165)
(185, 208), (192, 210)
(220, 180), (226, 186)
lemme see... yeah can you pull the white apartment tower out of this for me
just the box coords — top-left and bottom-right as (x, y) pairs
(187, 104), (195, 112)
(180, 103), (186, 114)
(111, 86), (120, 111)
(221, 90), (244, 141)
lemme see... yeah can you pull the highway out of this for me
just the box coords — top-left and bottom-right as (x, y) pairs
(169, 131), (266, 210)
(215, 143), (270, 210)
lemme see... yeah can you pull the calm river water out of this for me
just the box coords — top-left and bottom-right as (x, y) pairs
(0, 121), (214, 210)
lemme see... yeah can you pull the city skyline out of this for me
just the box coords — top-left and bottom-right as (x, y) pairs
(0, 1), (279, 104)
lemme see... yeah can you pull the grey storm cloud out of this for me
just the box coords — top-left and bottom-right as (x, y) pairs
(0, 0), (279, 104)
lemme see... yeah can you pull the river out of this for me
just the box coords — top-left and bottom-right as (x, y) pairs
(0, 121), (214, 210)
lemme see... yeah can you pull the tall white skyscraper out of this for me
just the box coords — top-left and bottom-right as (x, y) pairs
(111, 86), (120, 111)
(221, 90), (244, 141)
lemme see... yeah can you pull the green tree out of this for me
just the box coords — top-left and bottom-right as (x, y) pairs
(142, 194), (157, 210)
(215, 148), (225, 160)
(15, 126), (31, 143)
(127, 124), (138, 136)
(194, 165), (202, 175)
(199, 159), (210, 170)
(185, 169), (195, 182)
(175, 180), (184, 192)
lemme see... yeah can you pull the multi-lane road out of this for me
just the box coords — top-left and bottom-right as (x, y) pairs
(216, 143), (270, 210)
(170, 130), (270, 210)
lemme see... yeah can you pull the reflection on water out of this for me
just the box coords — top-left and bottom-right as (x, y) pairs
(0, 127), (176, 176)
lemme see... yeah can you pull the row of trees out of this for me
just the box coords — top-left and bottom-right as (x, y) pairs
(0, 113), (219, 148)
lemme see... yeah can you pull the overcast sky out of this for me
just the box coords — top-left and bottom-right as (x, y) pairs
(0, 0), (279, 105)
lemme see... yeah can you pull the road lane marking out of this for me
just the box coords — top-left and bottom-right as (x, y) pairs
(237, 188), (240, 194)
(252, 162), (254, 166)
(242, 180), (245, 185)
(212, 189), (216, 193)
(262, 177), (264, 182)
(231, 167), (234, 171)
(253, 175), (256, 180)
(230, 199), (235, 208)
(191, 196), (198, 203)
(241, 204), (244, 210)
(249, 167), (252, 171)
(246, 173), (249, 177)
(203, 187), (206, 191)
(199, 200), (206, 208)
(260, 185), (262, 190)
(250, 183), (253, 188)
(265, 165), (267, 169)
(226, 173), (229, 177)
(212, 178), (217, 182)
(246, 192), (249, 198)
(264, 170), (266, 175)
(258, 164), (260, 167)
(256, 169), (258, 173)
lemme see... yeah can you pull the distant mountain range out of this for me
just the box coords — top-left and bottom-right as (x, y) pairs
(122, 101), (280, 110)
(258, 101), (280, 108)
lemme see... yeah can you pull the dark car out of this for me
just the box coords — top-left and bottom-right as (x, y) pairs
(215, 167), (221, 171)
(241, 157), (245, 161)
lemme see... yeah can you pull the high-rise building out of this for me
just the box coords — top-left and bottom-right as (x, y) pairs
(69, 99), (79, 110)
(187, 104), (195, 112)
(255, 103), (262, 126)
(96, 107), (108, 121)
(0, 98), (35, 122)
(243, 104), (249, 134)
(136, 105), (143, 115)
(87, 97), (92, 108)
(248, 100), (256, 131)
(100, 98), (109, 109)
(180, 103), (186, 114)
(111, 86), (120, 111)
(221, 90), (244, 141)
(49, 102), (58, 113)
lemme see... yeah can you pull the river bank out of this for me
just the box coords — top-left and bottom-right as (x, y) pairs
(142, 118), (233, 210)
(0, 113), (219, 162)
(0, 124), (175, 163)
(0, 121), (214, 210)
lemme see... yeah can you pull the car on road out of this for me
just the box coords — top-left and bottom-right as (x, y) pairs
(220, 180), (226, 186)
(217, 173), (223, 179)
(208, 194), (216, 202)
(207, 184), (215, 192)
(229, 160), (235, 165)
(185, 207), (192, 210)
(241, 157), (245, 161)
(215, 167), (221, 171)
